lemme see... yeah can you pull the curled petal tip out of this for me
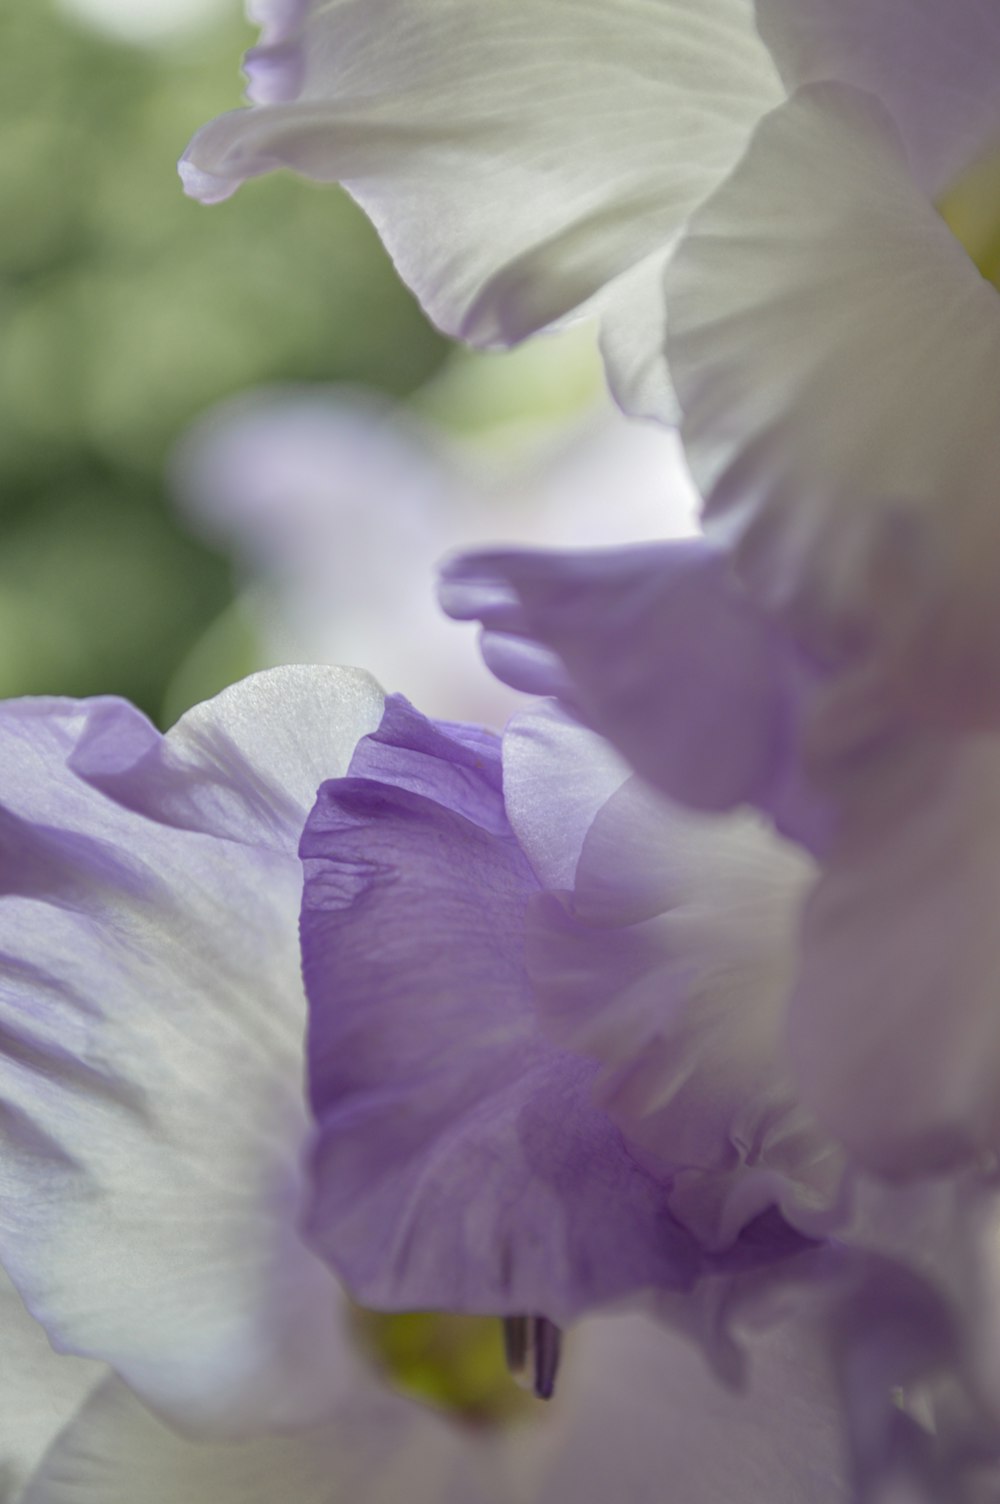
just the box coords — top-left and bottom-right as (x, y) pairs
(177, 155), (239, 205)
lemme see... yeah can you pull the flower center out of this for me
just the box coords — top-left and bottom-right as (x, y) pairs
(350, 1308), (546, 1426)
(940, 142), (1000, 288)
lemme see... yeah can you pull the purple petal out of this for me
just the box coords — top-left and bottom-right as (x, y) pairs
(440, 539), (830, 850)
(666, 82), (1000, 733)
(301, 697), (701, 1321)
(244, 40), (307, 105)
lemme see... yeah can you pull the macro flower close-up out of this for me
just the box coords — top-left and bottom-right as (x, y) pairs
(3, 0), (1000, 1499)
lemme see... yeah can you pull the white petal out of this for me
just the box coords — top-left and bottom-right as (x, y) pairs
(790, 733), (1000, 1175)
(21, 1370), (492, 1504)
(0, 1267), (105, 1499)
(525, 1309), (848, 1503)
(181, 0), (782, 419)
(668, 83), (1000, 728)
(756, 0), (1000, 195)
(0, 668), (384, 1435)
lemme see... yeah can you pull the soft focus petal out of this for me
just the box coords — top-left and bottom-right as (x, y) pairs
(171, 388), (516, 725)
(668, 82), (1000, 729)
(756, 0), (1000, 195)
(172, 387), (698, 726)
(172, 389), (452, 583)
(21, 1369), (491, 1504)
(181, 0), (782, 418)
(440, 539), (829, 846)
(301, 696), (701, 1322)
(665, 1229), (999, 1503)
(526, 774), (843, 1249)
(529, 1308), (848, 1503)
(516, 414), (701, 549)
(790, 733), (1000, 1176)
(0, 668), (384, 1435)
(0, 1269), (105, 1501)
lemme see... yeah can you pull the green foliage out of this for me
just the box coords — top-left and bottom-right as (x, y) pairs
(0, 2), (446, 718)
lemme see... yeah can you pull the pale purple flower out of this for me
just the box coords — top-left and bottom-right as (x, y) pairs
(180, 0), (1000, 726)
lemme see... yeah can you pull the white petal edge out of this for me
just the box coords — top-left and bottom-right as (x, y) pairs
(181, 0), (783, 420)
(668, 82), (1000, 730)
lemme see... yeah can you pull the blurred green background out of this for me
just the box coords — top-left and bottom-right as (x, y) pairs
(0, 0), (451, 721)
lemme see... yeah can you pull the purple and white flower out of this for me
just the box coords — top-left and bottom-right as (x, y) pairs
(0, 659), (997, 1496)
